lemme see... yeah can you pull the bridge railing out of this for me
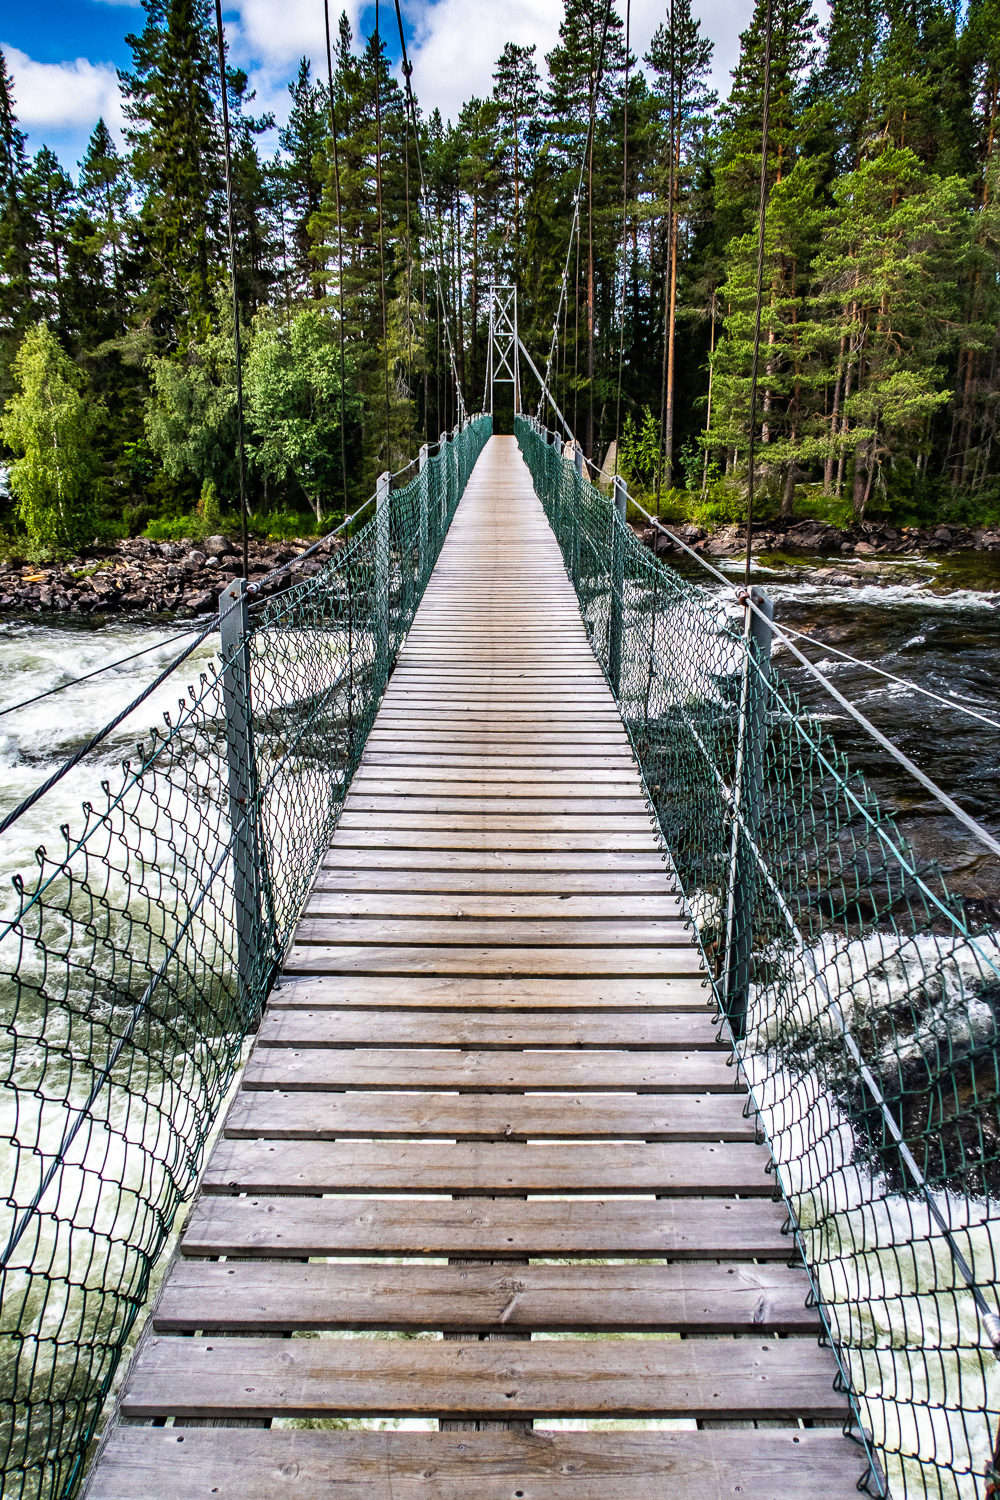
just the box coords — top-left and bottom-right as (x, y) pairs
(516, 412), (1000, 1500)
(0, 413), (491, 1500)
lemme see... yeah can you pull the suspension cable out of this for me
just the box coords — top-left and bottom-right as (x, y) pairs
(743, 0), (773, 587)
(323, 0), (351, 511)
(655, 0), (675, 506)
(769, 619), (1000, 731)
(613, 0), (631, 477)
(213, 0), (250, 581)
(0, 623), (210, 719)
(374, 0), (393, 467)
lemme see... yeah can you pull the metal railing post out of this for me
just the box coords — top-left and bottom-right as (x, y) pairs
(219, 576), (260, 1019)
(608, 474), (627, 696)
(376, 470), (391, 662)
(441, 434), (451, 530)
(723, 585), (774, 1041)
(418, 443), (429, 584)
(571, 443), (583, 588)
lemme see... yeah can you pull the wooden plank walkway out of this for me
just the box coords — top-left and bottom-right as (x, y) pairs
(87, 437), (867, 1498)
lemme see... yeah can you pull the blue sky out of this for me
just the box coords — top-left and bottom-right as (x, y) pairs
(3, 0), (757, 175)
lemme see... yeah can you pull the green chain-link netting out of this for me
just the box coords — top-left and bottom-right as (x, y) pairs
(0, 414), (491, 1500)
(517, 412), (1000, 1500)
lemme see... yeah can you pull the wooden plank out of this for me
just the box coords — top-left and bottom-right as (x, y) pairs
(282, 946), (705, 977)
(302, 895), (685, 920)
(222, 1090), (751, 1141)
(266, 976), (713, 1010)
(319, 849), (668, 871)
(87, 1426), (871, 1500)
(118, 1336), (845, 1422)
(255, 1008), (718, 1048)
(180, 1193), (793, 1261)
(201, 1140), (770, 1195)
(352, 768), (641, 785)
(293, 918), (691, 948)
(327, 833), (662, 852)
(344, 794), (648, 814)
(309, 871), (682, 895)
(336, 815), (653, 832)
(153, 1262), (817, 1334)
(241, 1048), (736, 1093)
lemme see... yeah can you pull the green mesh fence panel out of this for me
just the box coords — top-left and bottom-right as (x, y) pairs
(516, 413), (1000, 1500)
(0, 415), (491, 1500)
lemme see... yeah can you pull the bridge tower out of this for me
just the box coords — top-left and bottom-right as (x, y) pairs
(484, 282), (521, 417)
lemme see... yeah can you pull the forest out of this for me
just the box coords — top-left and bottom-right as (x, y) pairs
(1, 0), (1000, 555)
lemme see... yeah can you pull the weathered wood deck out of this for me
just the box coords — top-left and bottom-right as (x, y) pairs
(87, 436), (867, 1498)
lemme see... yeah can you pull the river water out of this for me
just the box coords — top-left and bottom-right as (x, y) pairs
(671, 548), (1000, 918)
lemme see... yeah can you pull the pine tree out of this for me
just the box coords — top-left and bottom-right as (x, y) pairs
(24, 147), (77, 330)
(0, 50), (34, 387)
(78, 120), (130, 330)
(712, 155), (825, 516)
(546, 0), (632, 458)
(120, 0), (224, 349)
(492, 44), (541, 265)
(716, 0), (819, 238)
(279, 59), (328, 299)
(811, 147), (967, 514)
(646, 0), (716, 486)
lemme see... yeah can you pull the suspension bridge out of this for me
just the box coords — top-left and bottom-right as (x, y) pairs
(1, 361), (999, 1500)
(80, 431), (864, 1498)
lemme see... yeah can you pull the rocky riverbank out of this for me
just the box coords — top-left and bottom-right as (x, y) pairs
(642, 515), (1000, 566)
(3, 516), (1000, 618)
(0, 534), (343, 618)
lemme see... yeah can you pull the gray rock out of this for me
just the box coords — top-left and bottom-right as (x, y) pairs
(186, 550), (207, 567)
(204, 534), (233, 558)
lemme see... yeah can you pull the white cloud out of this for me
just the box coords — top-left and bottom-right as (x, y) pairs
(402, 0), (755, 125)
(2, 44), (125, 139)
(406, 0), (562, 123)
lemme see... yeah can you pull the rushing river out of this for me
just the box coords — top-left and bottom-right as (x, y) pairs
(0, 620), (221, 909)
(669, 548), (1000, 917)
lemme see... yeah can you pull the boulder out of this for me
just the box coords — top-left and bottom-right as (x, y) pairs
(204, 534), (233, 558)
(186, 550), (207, 567)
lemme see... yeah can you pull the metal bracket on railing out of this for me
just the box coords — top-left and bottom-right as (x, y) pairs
(608, 474), (627, 696)
(219, 576), (262, 1020)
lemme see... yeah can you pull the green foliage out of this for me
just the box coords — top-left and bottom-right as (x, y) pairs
(144, 295), (239, 498)
(0, 323), (102, 553)
(618, 407), (663, 490)
(245, 305), (360, 520)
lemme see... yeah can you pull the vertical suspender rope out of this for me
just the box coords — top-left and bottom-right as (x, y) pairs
(655, 0), (675, 509)
(743, 0), (773, 587)
(613, 0), (631, 477)
(213, 0), (250, 579)
(324, 0), (350, 510)
(374, 0), (392, 467)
